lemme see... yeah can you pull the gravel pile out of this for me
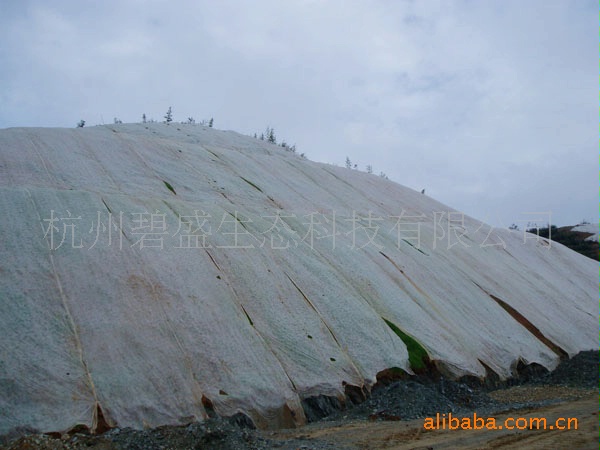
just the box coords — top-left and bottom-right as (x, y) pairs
(535, 350), (598, 388)
(321, 378), (497, 423)
(336, 350), (598, 423)
(0, 420), (340, 450)
(2, 351), (597, 450)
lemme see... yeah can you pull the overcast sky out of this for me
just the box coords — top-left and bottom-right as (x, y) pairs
(0, 0), (596, 227)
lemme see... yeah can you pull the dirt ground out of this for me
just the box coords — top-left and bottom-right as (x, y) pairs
(267, 388), (598, 449)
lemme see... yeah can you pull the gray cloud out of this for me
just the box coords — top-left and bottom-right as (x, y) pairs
(0, 0), (596, 226)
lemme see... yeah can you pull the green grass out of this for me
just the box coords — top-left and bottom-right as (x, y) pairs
(240, 176), (263, 193)
(401, 239), (429, 255)
(241, 307), (254, 326)
(163, 180), (176, 195)
(383, 318), (429, 371)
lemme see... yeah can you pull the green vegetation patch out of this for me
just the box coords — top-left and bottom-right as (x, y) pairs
(401, 239), (429, 256)
(383, 318), (429, 372)
(163, 180), (176, 195)
(528, 225), (598, 261)
(241, 307), (254, 326)
(240, 176), (263, 193)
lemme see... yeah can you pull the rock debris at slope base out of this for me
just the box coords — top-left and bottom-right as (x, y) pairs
(1, 351), (596, 450)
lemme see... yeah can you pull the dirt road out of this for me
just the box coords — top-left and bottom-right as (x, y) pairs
(268, 390), (598, 449)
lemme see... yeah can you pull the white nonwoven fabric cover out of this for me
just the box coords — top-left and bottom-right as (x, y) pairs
(0, 124), (596, 434)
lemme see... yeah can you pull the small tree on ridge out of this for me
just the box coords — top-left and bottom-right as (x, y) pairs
(164, 107), (173, 123)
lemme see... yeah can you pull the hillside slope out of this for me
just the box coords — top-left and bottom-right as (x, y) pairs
(0, 123), (596, 435)
(571, 223), (599, 242)
(528, 224), (599, 261)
